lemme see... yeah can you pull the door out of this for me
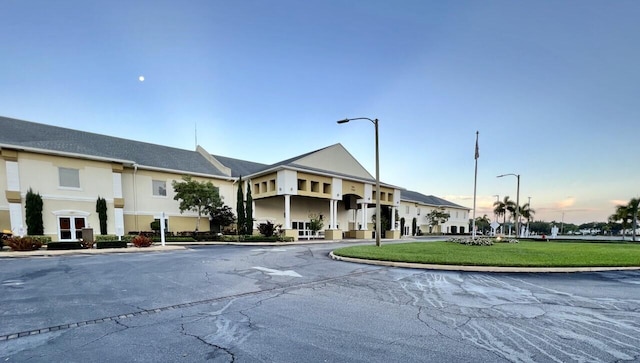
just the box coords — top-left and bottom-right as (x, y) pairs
(59, 216), (86, 240)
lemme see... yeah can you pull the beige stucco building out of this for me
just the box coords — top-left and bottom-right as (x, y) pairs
(0, 117), (469, 241)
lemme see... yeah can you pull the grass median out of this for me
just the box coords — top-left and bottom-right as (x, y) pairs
(333, 241), (640, 267)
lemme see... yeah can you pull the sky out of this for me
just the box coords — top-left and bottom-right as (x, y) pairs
(1, 0), (639, 225)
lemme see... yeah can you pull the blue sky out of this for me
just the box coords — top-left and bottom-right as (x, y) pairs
(1, 1), (639, 224)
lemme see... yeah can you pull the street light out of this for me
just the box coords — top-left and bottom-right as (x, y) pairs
(337, 117), (381, 247)
(497, 173), (520, 237)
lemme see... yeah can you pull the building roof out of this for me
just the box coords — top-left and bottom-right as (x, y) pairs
(0, 116), (229, 177)
(210, 154), (268, 178)
(401, 190), (469, 210)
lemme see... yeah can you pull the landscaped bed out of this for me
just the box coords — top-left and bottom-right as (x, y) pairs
(333, 241), (640, 267)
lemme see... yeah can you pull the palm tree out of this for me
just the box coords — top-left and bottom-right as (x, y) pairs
(519, 203), (536, 234)
(610, 205), (631, 241)
(493, 196), (515, 234)
(627, 198), (640, 242)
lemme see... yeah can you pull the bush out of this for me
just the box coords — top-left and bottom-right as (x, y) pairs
(46, 241), (83, 250)
(79, 239), (94, 249)
(258, 221), (277, 237)
(131, 235), (153, 248)
(448, 237), (494, 246)
(96, 241), (128, 249)
(150, 236), (197, 243)
(4, 236), (43, 251)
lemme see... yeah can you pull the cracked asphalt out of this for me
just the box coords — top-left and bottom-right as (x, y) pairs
(1, 243), (640, 362)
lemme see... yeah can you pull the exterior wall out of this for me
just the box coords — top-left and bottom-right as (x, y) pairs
(120, 168), (234, 233)
(8, 151), (116, 240)
(254, 196), (347, 230)
(399, 200), (469, 235)
(250, 173), (278, 199)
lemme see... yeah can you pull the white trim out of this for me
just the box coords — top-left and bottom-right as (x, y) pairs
(51, 210), (91, 217)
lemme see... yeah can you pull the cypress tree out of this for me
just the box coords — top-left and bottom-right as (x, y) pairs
(96, 196), (108, 235)
(245, 183), (253, 235)
(25, 188), (44, 235)
(236, 176), (245, 235)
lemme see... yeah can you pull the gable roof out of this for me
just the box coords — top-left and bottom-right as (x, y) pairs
(0, 116), (229, 177)
(243, 143), (396, 186)
(401, 190), (469, 210)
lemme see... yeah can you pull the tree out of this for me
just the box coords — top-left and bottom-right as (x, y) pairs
(25, 188), (44, 235)
(426, 208), (450, 233)
(236, 177), (246, 235)
(411, 217), (418, 236)
(473, 214), (491, 234)
(400, 217), (405, 236)
(172, 175), (222, 231)
(209, 205), (236, 233)
(610, 205), (631, 241)
(309, 213), (324, 236)
(96, 196), (108, 235)
(627, 198), (640, 242)
(245, 183), (254, 235)
(493, 196), (515, 233)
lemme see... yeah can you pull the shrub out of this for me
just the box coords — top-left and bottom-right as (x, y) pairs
(4, 236), (43, 251)
(448, 237), (494, 246)
(26, 236), (52, 245)
(131, 235), (153, 248)
(96, 241), (127, 249)
(46, 241), (83, 250)
(79, 239), (94, 249)
(150, 236), (197, 243)
(258, 221), (277, 237)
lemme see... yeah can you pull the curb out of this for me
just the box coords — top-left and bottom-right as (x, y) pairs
(328, 251), (640, 273)
(0, 245), (187, 258)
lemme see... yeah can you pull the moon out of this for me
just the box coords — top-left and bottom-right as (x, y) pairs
(138, 76), (145, 82)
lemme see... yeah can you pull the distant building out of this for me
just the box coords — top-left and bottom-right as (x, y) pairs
(0, 116), (469, 241)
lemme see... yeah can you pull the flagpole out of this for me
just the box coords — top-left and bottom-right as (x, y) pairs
(472, 131), (479, 239)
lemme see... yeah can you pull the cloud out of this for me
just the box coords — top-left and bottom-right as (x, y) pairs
(609, 199), (628, 206)
(554, 197), (575, 209)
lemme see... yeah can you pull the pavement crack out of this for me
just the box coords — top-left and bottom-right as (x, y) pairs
(180, 323), (236, 362)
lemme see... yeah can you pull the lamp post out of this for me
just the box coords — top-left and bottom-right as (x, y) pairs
(497, 173), (520, 238)
(337, 117), (381, 247)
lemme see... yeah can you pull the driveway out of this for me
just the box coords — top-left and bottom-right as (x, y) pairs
(1, 243), (639, 362)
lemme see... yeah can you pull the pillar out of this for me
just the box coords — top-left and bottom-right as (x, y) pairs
(284, 194), (291, 229)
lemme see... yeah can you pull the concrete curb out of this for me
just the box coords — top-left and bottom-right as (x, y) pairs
(0, 245), (187, 258)
(328, 251), (640, 273)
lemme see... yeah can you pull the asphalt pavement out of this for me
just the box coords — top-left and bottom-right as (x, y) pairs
(1, 242), (639, 362)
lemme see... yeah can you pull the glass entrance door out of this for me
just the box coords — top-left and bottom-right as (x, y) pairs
(59, 217), (86, 240)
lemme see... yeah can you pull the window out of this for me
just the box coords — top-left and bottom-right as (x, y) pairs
(297, 179), (307, 191)
(59, 167), (80, 188)
(323, 183), (331, 194)
(261, 181), (267, 193)
(254, 183), (260, 194)
(152, 180), (167, 196)
(269, 179), (276, 192)
(311, 181), (319, 193)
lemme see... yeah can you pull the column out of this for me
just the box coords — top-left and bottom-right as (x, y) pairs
(391, 206), (396, 230)
(329, 199), (335, 229)
(284, 194), (291, 229)
(361, 203), (368, 230)
(4, 158), (23, 234)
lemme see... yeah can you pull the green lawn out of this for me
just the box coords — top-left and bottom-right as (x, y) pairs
(333, 241), (640, 267)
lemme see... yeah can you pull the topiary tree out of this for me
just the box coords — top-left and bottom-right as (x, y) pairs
(400, 217), (405, 236)
(25, 188), (44, 236)
(245, 183), (254, 235)
(96, 196), (108, 235)
(411, 217), (417, 236)
(236, 176), (246, 235)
